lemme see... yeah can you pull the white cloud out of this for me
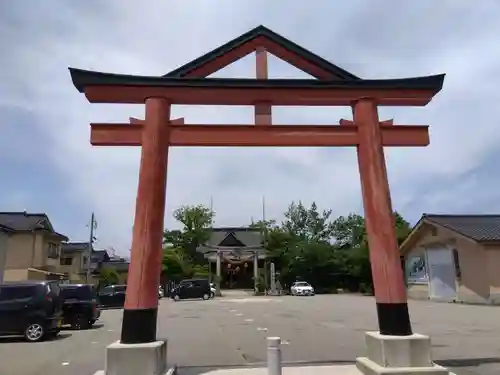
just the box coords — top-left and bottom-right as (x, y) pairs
(1, 0), (500, 253)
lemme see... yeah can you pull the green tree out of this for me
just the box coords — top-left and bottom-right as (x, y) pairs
(161, 247), (191, 282)
(282, 201), (336, 243)
(394, 212), (412, 245)
(331, 213), (366, 249)
(164, 204), (214, 265)
(98, 267), (119, 289)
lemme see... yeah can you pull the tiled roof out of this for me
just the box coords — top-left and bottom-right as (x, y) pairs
(0, 212), (67, 240)
(198, 227), (263, 253)
(91, 250), (110, 262)
(0, 212), (52, 231)
(61, 242), (91, 253)
(424, 214), (500, 242)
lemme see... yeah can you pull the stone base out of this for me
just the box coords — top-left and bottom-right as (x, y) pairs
(356, 332), (450, 375)
(94, 340), (169, 375)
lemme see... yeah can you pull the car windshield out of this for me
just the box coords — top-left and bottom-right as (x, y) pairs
(295, 282), (310, 287)
(61, 286), (96, 300)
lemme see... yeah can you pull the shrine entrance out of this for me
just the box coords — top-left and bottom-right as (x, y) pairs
(69, 25), (444, 345)
(198, 227), (266, 292)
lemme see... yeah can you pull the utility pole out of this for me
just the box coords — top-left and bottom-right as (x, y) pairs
(261, 195), (268, 295)
(209, 196), (214, 284)
(86, 212), (97, 284)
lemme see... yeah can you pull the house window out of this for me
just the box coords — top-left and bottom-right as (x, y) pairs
(60, 257), (73, 266)
(453, 249), (461, 279)
(47, 243), (59, 259)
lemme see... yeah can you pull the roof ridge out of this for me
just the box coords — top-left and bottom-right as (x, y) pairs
(162, 25), (360, 80)
(0, 212), (47, 216)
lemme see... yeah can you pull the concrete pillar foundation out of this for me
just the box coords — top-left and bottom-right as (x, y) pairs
(94, 340), (170, 375)
(356, 332), (450, 375)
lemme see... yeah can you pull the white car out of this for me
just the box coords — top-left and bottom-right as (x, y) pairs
(290, 281), (315, 296)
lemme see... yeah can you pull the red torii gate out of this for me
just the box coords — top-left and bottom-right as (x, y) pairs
(69, 25), (444, 345)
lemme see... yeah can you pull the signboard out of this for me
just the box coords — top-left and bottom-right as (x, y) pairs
(406, 254), (428, 283)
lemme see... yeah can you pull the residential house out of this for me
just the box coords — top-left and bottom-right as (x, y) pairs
(59, 242), (93, 283)
(91, 249), (111, 270)
(100, 258), (129, 284)
(59, 244), (129, 285)
(400, 214), (500, 305)
(0, 212), (68, 282)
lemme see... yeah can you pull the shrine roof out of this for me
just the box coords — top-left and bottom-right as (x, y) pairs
(69, 67), (445, 93)
(162, 25), (360, 80)
(197, 227), (263, 253)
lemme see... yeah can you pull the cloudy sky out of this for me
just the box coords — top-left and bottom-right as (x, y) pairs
(1, 1), (499, 254)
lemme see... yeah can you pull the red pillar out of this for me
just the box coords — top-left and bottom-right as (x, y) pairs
(354, 98), (412, 336)
(121, 97), (170, 344)
(254, 47), (272, 125)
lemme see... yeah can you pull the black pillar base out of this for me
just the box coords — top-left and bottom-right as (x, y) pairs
(376, 302), (413, 336)
(121, 308), (158, 344)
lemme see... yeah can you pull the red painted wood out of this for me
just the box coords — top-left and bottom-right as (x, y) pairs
(83, 85), (437, 106)
(354, 99), (407, 304)
(340, 118), (394, 126)
(129, 117), (184, 125)
(124, 98), (170, 310)
(89, 123), (429, 147)
(255, 47), (272, 126)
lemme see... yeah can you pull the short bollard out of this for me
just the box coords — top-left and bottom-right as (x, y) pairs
(267, 337), (282, 375)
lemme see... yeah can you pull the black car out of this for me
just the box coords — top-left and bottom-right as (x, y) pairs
(97, 285), (127, 308)
(0, 281), (63, 342)
(171, 279), (211, 301)
(60, 284), (101, 329)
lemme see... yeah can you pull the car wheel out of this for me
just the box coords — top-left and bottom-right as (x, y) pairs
(24, 322), (45, 342)
(202, 293), (209, 300)
(173, 295), (180, 301)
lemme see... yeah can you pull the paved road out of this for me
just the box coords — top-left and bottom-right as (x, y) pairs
(1, 295), (499, 375)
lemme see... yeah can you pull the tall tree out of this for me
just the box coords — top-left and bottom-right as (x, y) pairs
(331, 213), (366, 249)
(394, 212), (412, 245)
(282, 201), (336, 243)
(165, 204), (214, 265)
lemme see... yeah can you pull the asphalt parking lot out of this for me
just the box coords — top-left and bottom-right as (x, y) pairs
(1, 295), (499, 375)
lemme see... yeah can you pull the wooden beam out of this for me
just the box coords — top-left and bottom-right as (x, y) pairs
(90, 123), (429, 147)
(129, 117), (185, 125)
(340, 118), (394, 126)
(171, 36), (341, 80)
(84, 85), (438, 106)
(255, 47), (272, 126)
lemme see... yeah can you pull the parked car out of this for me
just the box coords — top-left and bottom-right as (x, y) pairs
(170, 279), (211, 301)
(60, 284), (100, 329)
(97, 285), (127, 308)
(0, 281), (63, 342)
(290, 281), (315, 296)
(209, 282), (216, 298)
